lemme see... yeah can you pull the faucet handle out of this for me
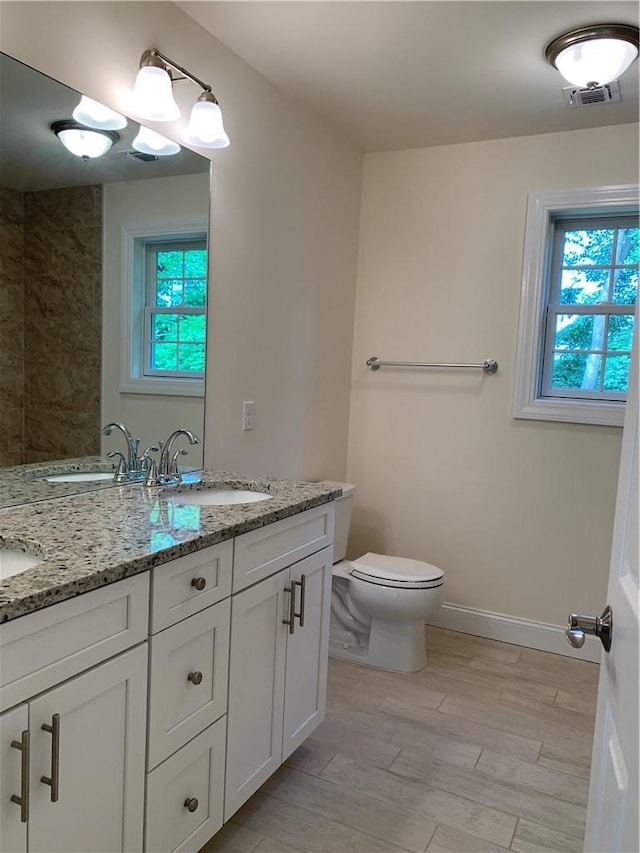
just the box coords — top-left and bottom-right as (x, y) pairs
(140, 446), (160, 487)
(106, 450), (128, 482)
(170, 449), (189, 481)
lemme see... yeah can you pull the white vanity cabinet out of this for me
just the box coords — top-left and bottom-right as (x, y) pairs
(0, 576), (149, 853)
(224, 545), (333, 820)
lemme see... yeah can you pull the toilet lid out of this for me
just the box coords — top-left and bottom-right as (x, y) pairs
(350, 552), (444, 585)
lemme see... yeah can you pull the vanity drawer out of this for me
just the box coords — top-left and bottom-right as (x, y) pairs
(145, 716), (226, 853)
(150, 540), (233, 634)
(233, 503), (335, 592)
(0, 574), (149, 712)
(147, 598), (230, 770)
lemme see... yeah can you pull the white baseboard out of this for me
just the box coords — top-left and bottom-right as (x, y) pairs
(427, 601), (601, 663)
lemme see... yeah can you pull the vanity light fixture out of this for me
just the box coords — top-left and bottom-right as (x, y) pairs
(132, 126), (181, 157)
(72, 96), (128, 130)
(51, 119), (119, 159)
(131, 48), (230, 148)
(545, 23), (639, 89)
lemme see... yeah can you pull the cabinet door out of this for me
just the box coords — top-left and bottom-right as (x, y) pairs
(28, 644), (147, 853)
(282, 546), (333, 761)
(225, 569), (288, 820)
(1, 704), (28, 853)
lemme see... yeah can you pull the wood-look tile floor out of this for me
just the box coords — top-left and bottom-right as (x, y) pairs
(201, 628), (598, 853)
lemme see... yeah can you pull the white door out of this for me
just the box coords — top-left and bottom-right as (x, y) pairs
(28, 644), (147, 853)
(282, 547), (332, 761)
(225, 568), (288, 820)
(0, 703), (28, 853)
(583, 341), (638, 852)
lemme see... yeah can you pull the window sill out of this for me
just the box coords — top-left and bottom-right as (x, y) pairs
(514, 397), (625, 427)
(120, 378), (204, 398)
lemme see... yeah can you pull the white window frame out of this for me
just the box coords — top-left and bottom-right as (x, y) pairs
(121, 219), (208, 397)
(513, 185), (639, 427)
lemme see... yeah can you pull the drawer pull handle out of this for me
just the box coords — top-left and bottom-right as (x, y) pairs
(10, 730), (30, 823)
(191, 577), (206, 591)
(41, 713), (60, 802)
(184, 797), (199, 812)
(294, 574), (306, 628)
(187, 671), (203, 685)
(282, 584), (296, 635)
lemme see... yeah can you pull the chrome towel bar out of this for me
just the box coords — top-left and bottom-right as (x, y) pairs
(366, 357), (498, 374)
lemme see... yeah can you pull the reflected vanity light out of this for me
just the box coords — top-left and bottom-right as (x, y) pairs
(545, 23), (639, 88)
(131, 48), (230, 149)
(132, 126), (181, 156)
(73, 96), (128, 130)
(51, 119), (119, 159)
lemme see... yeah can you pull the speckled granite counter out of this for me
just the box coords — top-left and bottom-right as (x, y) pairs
(0, 457), (118, 509)
(0, 473), (341, 623)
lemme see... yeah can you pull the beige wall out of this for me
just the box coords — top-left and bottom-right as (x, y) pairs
(102, 174), (209, 468)
(0, 1), (362, 481)
(348, 124), (638, 626)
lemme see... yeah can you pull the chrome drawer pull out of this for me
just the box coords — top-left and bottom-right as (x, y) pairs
(41, 713), (60, 802)
(294, 574), (306, 628)
(282, 584), (296, 635)
(191, 577), (206, 591)
(10, 730), (30, 823)
(187, 671), (203, 685)
(184, 797), (199, 812)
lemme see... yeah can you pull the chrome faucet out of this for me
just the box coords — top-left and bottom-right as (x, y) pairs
(101, 422), (141, 480)
(144, 429), (200, 486)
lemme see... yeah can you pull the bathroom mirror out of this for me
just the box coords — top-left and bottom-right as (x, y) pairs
(0, 52), (210, 507)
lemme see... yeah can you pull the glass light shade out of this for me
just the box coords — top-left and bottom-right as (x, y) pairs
(132, 65), (180, 121)
(55, 127), (115, 158)
(182, 98), (230, 148)
(555, 38), (638, 87)
(72, 96), (127, 130)
(132, 126), (181, 156)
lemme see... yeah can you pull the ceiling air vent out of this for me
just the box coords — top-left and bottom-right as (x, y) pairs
(562, 80), (621, 108)
(124, 150), (159, 163)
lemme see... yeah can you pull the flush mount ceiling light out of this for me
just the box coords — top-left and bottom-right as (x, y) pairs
(132, 126), (181, 156)
(51, 119), (119, 159)
(545, 23), (639, 89)
(131, 48), (230, 148)
(73, 96), (127, 131)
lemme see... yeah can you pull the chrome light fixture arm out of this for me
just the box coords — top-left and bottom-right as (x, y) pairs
(141, 49), (213, 96)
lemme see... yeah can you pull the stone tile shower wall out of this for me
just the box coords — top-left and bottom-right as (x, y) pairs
(23, 185), (102, 463)
(0, 186), (25, 466)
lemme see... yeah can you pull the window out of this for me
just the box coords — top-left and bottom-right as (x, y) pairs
(121, 221), (208, 397)
(513, 186), (639, 426)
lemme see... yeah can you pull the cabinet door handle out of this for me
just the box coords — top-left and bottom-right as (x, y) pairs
(184, 797), (199, 812)
(282, 584), (296, 635)
(10, 730), (30, 823)
(294, 574), (306, 628)
(187, 671), (203, 685)
(40, 713), (60, 802)
(191, 577), (206, 591)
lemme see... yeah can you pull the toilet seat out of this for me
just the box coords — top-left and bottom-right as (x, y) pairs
(350, 552), (444, 590)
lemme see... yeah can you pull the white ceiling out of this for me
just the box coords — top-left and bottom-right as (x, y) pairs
(178, 0), (639, 152)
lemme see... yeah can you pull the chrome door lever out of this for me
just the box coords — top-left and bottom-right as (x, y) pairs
(565, 605), (612, 652)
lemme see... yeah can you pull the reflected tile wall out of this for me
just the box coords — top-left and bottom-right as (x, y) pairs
(23, 185), (102, 462)
(0, 185), (25, 466)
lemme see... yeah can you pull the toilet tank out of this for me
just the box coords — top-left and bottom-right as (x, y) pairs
(320, 482), (356, 563)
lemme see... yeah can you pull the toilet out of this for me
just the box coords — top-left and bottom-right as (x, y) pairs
(325, 482), (444, 672)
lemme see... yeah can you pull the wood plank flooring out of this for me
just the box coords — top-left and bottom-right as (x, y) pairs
(201, 628), (598, 853)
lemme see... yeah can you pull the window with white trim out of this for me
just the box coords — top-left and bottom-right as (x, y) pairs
(513, 186), (639, 427)
(121, 221), (208, 397)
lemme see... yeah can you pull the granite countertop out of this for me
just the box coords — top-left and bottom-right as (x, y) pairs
(0, 456), (119, 509)
(0, 473), (341, 623)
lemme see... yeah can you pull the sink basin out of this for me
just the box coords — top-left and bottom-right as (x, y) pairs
(0, 549), (43, 580)
(42, 472), (115, 483)
(166, 489), (273, 506)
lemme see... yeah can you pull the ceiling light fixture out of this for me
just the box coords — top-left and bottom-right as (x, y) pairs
(545, 23), (639, 89)
(132, 126), (181, 157)
(73, 96), (127, 130)
(51, 119), (119, 159)
(131, 48), (230, 149)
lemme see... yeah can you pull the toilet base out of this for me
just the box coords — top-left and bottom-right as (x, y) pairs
(329, 616), (427, 672)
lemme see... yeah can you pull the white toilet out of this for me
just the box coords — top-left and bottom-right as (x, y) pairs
(325, 482), (444, 672)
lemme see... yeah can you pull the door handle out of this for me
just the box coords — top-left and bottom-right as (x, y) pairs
(565, 605), (612, 652)
(10, 729), (30, 823)
(294, 574), (306, 628)
(282, 584), (296, 634)
(41, 713), (60, 802)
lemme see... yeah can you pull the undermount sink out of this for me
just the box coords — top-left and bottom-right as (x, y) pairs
(165, 488), (274, 506)
(0, 549), (43, 581)
(42, 472), (115, 484)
